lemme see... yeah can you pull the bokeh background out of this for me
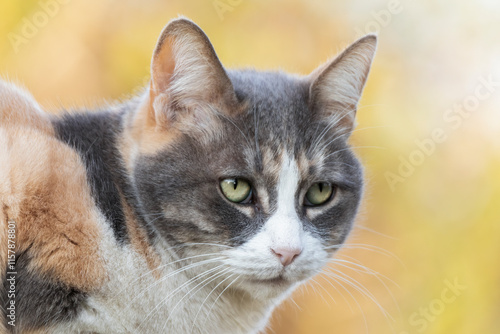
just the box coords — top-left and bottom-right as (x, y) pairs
(1, 0), (499, 333)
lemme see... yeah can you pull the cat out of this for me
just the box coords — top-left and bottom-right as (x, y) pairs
(0, 17), (376, 334)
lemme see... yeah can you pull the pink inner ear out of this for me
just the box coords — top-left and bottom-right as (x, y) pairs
(152, 35), (176, 94)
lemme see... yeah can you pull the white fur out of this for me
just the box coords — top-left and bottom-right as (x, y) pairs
(253, 153), (304, 253)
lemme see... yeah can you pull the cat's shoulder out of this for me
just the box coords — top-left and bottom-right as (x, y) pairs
(0, 80), (106, 293)
(0, 80), (53, 135)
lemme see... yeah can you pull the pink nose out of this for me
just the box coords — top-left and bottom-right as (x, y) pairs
(271, 247), (302, 267)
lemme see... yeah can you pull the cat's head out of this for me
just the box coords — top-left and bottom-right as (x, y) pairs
(126, 18), (376, 299)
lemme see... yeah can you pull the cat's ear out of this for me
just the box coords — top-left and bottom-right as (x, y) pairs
(147, 18), (238, 127)
(309, 34), (377, 132)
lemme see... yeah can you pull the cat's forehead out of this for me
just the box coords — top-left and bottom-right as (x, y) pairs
(227, 70), (314, 149)
(229, 70), (309, 119)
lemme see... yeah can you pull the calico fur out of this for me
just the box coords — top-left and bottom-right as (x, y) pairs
(1, 18), (377, 333)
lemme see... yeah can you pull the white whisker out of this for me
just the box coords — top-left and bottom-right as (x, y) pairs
(161, 267), (232, 331)
(112, 252), (225, 301)
(137, 262), (227, 330)
(316, 269), (354, 313)
(190, 269), (236, 333)
(323, 268), (393, 323)
(127, 256), (226, 309)
(203, 274), (240, 326)
(310, 278), (337, 306)
(321, 272), (369, 333)
(354, 225), (398, 240)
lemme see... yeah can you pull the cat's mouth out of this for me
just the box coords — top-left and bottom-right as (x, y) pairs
(235, 264), (317, 288)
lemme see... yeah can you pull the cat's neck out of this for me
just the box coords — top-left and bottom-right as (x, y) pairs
(51, 103), (155, 244)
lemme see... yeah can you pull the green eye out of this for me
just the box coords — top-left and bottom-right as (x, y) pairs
(220, 178), (252, 203)
(305, 182), (334, 206)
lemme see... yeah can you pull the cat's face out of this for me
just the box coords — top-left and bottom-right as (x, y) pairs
(129, 19), (376, 299)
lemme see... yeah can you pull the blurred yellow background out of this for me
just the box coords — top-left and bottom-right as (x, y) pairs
(1, 0), (499, 333)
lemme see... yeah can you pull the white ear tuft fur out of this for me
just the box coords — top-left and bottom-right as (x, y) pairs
(309, 35), (377, 131)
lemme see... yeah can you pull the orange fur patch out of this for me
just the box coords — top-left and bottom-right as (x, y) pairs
(0, 82), (107, 292)
(121, 194), (161, 279)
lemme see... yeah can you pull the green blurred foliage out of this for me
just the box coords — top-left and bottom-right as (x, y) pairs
(1, 0), (499, 333)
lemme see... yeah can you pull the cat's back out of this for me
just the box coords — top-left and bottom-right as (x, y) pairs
(0, 81), (107, 332)
(0, 80), (61, 209)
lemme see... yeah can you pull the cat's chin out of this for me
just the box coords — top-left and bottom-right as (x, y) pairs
(236, 275), (306, 300)
(247, 276), (291, 291)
